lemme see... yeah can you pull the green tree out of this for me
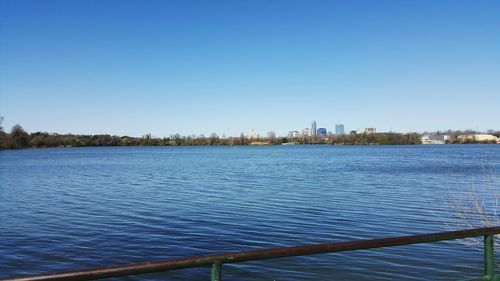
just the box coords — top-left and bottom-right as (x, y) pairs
(9, 124), (30, 148)
(0, 117), (7, 149)
(209, 133), (219, 146)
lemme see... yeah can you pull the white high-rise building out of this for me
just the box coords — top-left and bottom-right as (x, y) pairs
(311, 120), (317, 136)
(335, 124), (345, 135)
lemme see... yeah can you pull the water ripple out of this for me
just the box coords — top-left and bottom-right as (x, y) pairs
(0, 145), (499, 280)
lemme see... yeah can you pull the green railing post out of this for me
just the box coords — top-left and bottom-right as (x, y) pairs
(211, 262), (222, 281)
(484, 234), (494, 280)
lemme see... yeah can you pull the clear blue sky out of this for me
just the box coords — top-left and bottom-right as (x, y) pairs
(1, 0), (499, 137)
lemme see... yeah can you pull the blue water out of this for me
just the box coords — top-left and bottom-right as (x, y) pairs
(1, 145), (499, 280)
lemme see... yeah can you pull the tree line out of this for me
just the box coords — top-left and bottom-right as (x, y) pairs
(0, 126), (251, 149)
(329, 132), (422, 145)
(0, 122), (421, 149)
(1, 120), (498, 149)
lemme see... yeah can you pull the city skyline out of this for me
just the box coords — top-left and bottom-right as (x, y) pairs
(1, 1), (499, 136)
(3, 116), (498, 140)
(0, 113), (499, 138)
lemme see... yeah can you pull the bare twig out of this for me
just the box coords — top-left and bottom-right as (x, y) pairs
(445, 160), (500, 248)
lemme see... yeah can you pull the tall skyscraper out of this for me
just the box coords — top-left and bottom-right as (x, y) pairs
(335, 124), (345, 135)
(311, 120), (317, 136)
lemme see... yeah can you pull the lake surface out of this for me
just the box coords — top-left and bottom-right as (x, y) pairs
(1, 145), (499, 280)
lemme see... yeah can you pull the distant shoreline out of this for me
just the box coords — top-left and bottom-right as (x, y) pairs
(2, 142), (500, 151)
(1, 124), (499, 150)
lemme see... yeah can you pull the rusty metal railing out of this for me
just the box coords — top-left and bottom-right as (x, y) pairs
(2, 226), (500, 281)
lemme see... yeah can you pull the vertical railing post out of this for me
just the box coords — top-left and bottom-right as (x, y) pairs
(484, 234), (494, 280)
(211, 261), (222, 281)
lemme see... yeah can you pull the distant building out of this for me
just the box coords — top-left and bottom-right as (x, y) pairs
(457, 134), (498, 143)
(350, 130), (357, 135)
(474, 134), (498, 142)
(316, 128), (327, 137)
(288, 131), (300, 138)
(335, 124), (345, 135)
(302, 128), (310, 136)
(364, 128), (376, 134)
(421, 134), (449, 144)
(311, 120), (317, 136)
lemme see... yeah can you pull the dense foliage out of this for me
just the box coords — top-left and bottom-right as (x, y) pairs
(329, 132), (422, 145)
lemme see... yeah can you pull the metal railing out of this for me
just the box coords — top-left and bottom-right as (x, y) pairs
(2, 226), (500, 281)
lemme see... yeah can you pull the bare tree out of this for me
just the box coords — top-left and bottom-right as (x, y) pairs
(445, 160), (500, 248)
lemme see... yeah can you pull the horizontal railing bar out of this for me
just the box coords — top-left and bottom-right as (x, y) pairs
(3, 226), (500, 281)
